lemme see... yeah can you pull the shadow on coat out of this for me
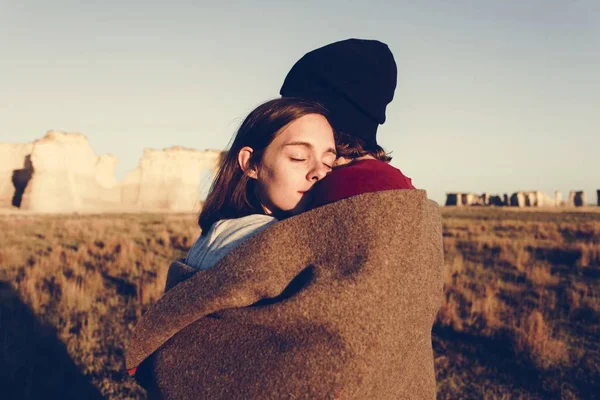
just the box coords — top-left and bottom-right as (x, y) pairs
(0, 281), (103, 399)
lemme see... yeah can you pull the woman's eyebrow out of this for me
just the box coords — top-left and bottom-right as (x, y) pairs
(284, 141), (336, 155)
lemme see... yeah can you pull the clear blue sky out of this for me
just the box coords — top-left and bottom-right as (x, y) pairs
(1, 0), (598, 204)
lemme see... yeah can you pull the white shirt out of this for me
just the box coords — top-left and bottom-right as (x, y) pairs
(185, 214), (277, 270)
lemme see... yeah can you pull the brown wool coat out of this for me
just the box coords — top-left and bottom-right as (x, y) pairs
(126, 190), (444, 399)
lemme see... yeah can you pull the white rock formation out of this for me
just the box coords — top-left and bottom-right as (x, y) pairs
(554, 190), (562, 207)
(446, 190), (560, 208)
(1, 131), (224, 213)
(510, 192), (526, 207)
(445, 192), (506, 206)
(121, 147), (222, 212)
(19, 131), (122, 212)
(509, 191), (555, 207)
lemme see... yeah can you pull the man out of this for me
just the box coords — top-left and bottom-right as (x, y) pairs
(126, 39), (442, 400)
(280, 38), (415, 208)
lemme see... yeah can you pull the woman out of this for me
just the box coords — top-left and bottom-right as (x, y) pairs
(185, 97), (336, 271)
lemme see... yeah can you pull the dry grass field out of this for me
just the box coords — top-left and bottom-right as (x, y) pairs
(1, 208), (599, 399)
(436, 207), (600, 399)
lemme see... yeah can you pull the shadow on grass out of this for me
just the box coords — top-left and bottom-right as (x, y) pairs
(433, 323), (600, 399)
(433, 324), (552, 399)
(0, 281), (103, 399)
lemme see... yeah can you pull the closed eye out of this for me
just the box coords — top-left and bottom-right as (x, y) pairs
(290, 158), (306, 162)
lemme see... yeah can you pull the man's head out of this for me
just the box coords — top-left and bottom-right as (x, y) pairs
(280, 38), (397, 162)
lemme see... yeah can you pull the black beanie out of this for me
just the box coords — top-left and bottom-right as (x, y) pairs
(280, 38), (397, 147)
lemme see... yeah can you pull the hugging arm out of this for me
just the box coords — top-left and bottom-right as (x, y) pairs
(126, 223), (315, 370)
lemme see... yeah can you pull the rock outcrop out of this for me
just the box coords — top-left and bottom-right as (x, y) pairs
(17, 131), (122, 212)
(121, 147), (222, 211)
(446, 192), (510, 207)
(568, 191), (586, 207)
(0, 131), (223, 213)
(445, 193), (463, 206)
(446, 190), (563, 208)
(510, 191), (556, 207)
(555, 190), (562, 206)
(0, 143), (33, 208)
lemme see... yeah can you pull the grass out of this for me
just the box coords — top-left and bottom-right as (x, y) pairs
(436, 207), (600, 399)
(0, 213), (197, 399)
(1, 208), (599, 399)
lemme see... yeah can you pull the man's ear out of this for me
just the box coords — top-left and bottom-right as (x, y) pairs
(238, 146), (258, 179)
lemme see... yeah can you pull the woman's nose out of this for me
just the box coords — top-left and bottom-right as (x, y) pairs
(308, 162), (329, 181)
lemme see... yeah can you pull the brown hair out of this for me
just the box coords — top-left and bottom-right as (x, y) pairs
(334, 130), (392, 162)
(198, 98), (329, 234)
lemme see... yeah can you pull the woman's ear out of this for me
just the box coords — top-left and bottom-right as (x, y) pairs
(238, 146), (258, 179)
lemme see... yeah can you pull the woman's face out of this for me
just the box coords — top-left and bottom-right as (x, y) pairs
(254, 114), (336, 217)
